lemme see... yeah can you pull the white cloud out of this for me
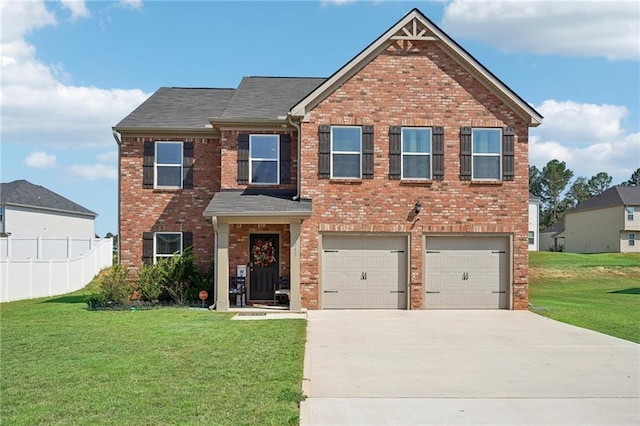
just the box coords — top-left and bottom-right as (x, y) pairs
(442, 0), (640, 60)
(0, 0), (149, 148)
(530, 100), (640, 184)
(60, 0), (90, 19)
(24, 151), (57, 168)
(69, 164), (117, 180)
(120, 0), (143, 11)
(97, 150), (118, 162)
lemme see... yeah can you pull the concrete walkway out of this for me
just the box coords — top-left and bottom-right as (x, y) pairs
(300, 310), (639, 425)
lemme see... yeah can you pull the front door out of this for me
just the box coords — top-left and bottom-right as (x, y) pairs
(249, 234), (279, 301)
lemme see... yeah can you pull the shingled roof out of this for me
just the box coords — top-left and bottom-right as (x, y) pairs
(569, 185), (640, 213)
(0, 180), (96, 217)
(114, 77), (325, 130)
(114, 87), (236, 130)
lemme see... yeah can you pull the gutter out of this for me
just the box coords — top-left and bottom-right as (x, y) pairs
(112, 128), (122, 265)
(287, 113), (302, 201)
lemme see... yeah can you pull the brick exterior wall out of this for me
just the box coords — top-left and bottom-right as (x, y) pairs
(298, 41), (530, 310)
(118, 134), (220, 272)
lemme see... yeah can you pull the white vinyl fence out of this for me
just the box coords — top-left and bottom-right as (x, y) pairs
(0, 237), (113, 303)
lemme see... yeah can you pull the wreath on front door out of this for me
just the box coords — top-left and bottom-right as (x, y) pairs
(252, 239), (276, 267)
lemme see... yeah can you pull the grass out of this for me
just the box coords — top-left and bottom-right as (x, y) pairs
(529, 251), (640, 343)
(0, 272), (307, 425)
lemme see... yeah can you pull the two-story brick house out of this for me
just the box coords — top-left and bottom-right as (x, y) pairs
(114, 9), (542, 311)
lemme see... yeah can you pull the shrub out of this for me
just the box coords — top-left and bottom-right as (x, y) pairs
(99, 264), (131, 305)
(156, 248), (200, 305)
(135, 263), (163, 302)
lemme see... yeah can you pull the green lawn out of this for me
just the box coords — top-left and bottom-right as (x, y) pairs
(0, 279), (306, 425)
(529, 252), (640, 343)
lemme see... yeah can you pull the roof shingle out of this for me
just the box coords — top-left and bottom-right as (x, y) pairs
(0, 180), (96, 216)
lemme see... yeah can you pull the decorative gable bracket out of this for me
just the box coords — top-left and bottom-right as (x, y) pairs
(390, 18), (438, 41)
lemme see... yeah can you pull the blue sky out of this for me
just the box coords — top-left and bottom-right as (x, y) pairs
(1, 0), (639, 237)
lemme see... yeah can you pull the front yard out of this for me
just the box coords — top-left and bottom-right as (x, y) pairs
(0, 284), (306, 425)
(529, 252), (640, 343)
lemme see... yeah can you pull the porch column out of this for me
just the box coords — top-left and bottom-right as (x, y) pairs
(289, 221), (302, 311)
(216, 222), (230, 311)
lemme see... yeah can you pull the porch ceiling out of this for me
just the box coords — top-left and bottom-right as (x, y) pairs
(203, 189), (312, 222)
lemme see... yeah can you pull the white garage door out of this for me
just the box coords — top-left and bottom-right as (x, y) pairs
(322, 235), (407, 309)
(424, 236), (509, 309)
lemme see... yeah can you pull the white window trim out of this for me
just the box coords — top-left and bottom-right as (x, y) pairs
(154, 231), (183, 264)
(471, 128), (502, 181)
(155, 141), (183, 189)
(331, 126), (362, 179)
(401, 127), (432, 180)
(627, 207), (634, 221)
(629, 233), (636, 246)
(528, 231), (535, 245)
(249, 134), (280, 185)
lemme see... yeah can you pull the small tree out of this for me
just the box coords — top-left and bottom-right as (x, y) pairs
(156, 248), (200, 305)
(135, 263), (163, 302)
(99, 264), (131, 305)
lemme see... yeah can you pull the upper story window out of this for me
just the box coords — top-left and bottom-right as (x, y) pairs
(472, 128), (501, 180)
(155, 142), (183, 188)
(250, 135), (279, 184)
(143, 141), (193, 190)
(331, 126), (362, 179)
(627, 207), (634, 221)
(402, 127), (432, 179)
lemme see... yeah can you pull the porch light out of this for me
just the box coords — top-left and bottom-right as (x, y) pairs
(414, 201), (422, 214)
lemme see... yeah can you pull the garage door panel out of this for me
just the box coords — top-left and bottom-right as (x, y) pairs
(425, 237), (509, 309)
(322, 236), (407, 309)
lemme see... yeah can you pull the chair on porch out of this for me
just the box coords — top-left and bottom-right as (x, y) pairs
(229, 276), (246, 307)
(274, 276), (290, 305)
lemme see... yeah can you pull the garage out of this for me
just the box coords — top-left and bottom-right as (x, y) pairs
(321, 235), (408, 309)
(424, 236), (509, 309)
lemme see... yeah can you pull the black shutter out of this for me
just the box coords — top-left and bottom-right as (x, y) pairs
(143, 141), (154, 188)
(182, 232), (193, 251)
(237, 134), (249, 184)
(318, 125), (331, 179)
(142, 232), (154, 265)
(183, 142), (194, 188)
(460, 127), (472, 180)
(432, 126), (444, 180)
(389, 126), (401, 180)
(280, 134), (291, 184)
(502, 127), (515, 181)
(362, 125), (374, 179)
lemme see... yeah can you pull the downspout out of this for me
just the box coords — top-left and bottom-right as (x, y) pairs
(111, 129), (122, 265)
(287, 113), (302, 201)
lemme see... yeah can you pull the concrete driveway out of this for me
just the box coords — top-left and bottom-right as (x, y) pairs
(300, 310), (639, 425)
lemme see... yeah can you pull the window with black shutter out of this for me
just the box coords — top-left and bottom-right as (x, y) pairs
(280, 134), (291, 184)
(237, 134), (250, 184)
(362, 125), (374, 179)
(143, 142), (155, 188)
(142, 232), (154, 265)
(389, 126), (401, 180)
(502, 127), (515, 181)
(432, 126), (445, 180)
(318, 125), (331, 179)
(183, 142), (194, 188)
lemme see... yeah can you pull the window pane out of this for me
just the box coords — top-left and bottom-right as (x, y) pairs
(332, 127), (361, 152)
(473, 129), (500, 153)
(251, 160), (278, 184)
(157, 166), (181, 187)
(156, 233), (181, 255)
(403, 155), (430, 178)
(332, 154), (360, 178)
(402, 128), (431, 153)
(156, 143), (182, 164)
(473, 156), (500, 179)
(250, 135), (278, 159)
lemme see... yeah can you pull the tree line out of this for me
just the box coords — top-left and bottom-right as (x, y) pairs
(529, 162), (639, 230)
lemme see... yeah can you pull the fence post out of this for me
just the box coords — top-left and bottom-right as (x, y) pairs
(37, 236), (42, 259)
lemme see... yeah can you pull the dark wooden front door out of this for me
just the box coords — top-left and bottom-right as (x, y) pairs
(249, 234), (279, 301)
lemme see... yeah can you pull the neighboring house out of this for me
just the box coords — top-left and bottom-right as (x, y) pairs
(528, 193), (540, 251)
(0, 180), (96, 238)
(113, 9), (542, 311)
(555, 186), (640, 253)
(540, 219), (565, 252)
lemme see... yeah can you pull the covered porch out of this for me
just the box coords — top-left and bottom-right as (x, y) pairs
(203, 189), (312, 311)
